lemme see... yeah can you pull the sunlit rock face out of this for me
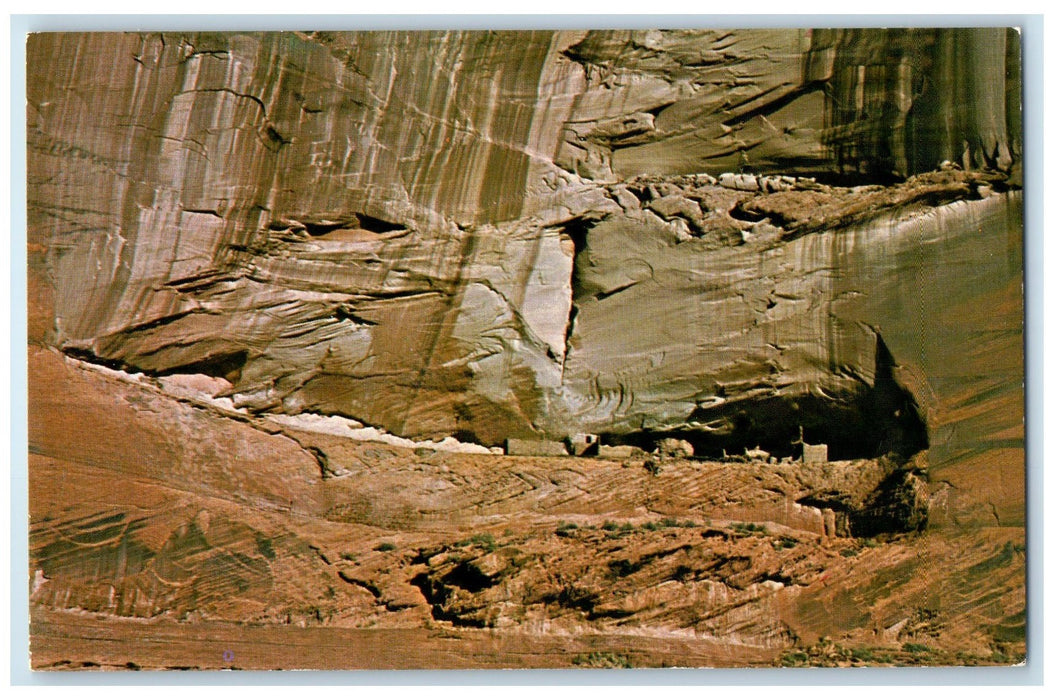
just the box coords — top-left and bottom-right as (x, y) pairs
(28, 29), (1022, 465)
(559, 192), (1021, 457)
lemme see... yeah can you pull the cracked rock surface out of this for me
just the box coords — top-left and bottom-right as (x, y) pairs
(27, 28), (1024, 669)
(29, 30), (1022, 461)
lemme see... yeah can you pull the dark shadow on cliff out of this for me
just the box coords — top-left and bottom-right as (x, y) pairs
(605, 334), (928, 462)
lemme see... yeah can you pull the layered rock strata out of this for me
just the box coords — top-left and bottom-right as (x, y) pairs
(28, 28), (1023, 501)
(28, 345), (1024, 668)
(26, 28), (1026, 670)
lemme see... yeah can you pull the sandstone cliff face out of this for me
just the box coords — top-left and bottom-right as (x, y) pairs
(28, 28), (1022, 500)
(26, 28), (1026, 670)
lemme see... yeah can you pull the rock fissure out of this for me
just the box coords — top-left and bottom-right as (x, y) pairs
(27, 28), (1025, 668)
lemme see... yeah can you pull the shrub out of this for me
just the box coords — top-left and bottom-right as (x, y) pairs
(555, 522), (579, 537)
(850, 647), (874, 662)
(571, 652), (632, 669)
(374, 542), (397, 552)
(456, 533), (497, 551)
(780, 650), (809, 667)
(902, 642), (933, 654)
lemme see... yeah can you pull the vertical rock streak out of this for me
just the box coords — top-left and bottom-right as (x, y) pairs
(29, 30), (1022, 461)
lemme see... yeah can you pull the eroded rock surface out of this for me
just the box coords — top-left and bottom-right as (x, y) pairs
(28, 30), (1022, 466)
(28, 347), (1024, 669)
(27, 29), (1025, 670)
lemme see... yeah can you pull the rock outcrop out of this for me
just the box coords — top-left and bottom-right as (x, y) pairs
(25, 28), (1026, 670)
(27, 344), (1024, 668)
(28, 28), (1022, 507)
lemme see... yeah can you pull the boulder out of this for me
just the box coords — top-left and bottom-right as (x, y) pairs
(657, 438), (694, 460)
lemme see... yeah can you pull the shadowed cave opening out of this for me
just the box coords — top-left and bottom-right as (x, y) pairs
(558, 209), (928, 463)
(601, 336), (929, 462)
(63, 346), (249, 385)
(150, 349), (249, 383)
(315, 213), (405, 236)
(275, 212), (407, 237)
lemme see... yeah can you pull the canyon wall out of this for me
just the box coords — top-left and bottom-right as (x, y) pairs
(26, 28), (1027, 669)
(28, 30), (1022, 490)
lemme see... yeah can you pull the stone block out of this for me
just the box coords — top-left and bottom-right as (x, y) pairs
(568, 433), (599, 456)
(506, 438), (568, 457)
(657, 438), (694, 459)
(597, 444), (645, 460)
(803, 443), (828, 465)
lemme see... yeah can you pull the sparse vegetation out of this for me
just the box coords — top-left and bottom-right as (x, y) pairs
(780, 639), (900, 667)
(455, 533), (497, 551)
(779, 650), (809, 666)
(555, 521), (579, 537)
(374, 542), (397, 552)
(340, 552), (357, 562)
(779, 636), (1022, 668)
(849, 647), (874, 662)
(731, 522), (768, 535)
(571, 651), (633, 669)
(902, 642), (933, 655)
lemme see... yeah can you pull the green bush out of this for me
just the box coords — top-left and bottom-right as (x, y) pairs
(555, 522), (579, 537)
(374, 542), (397, 552)
(902, 642), (933, 654)
(571, 652), (632, 669)
(456, 533), (497, 551)
(850, 647), (874, 662)
(779, 650), (809, 667)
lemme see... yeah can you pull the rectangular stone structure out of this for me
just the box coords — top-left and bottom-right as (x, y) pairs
(506, 438), (569, 457)
(568, 433), (599, 456)
(803, 443), (828, 464)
